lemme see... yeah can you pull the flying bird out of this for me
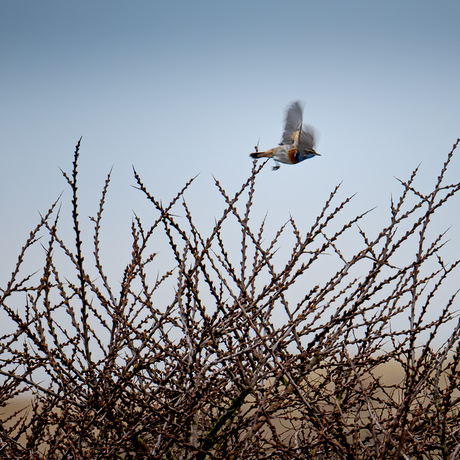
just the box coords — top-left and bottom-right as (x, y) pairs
(250, 101), (320, 170)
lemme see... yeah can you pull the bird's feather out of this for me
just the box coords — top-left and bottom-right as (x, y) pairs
(281, 101), (303, 145)
(297, 124), (316, 152)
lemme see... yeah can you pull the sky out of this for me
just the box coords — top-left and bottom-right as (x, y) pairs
(1, 1), (460, 332)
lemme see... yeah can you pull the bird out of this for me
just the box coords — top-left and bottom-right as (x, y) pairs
(250, 101), (320, 170)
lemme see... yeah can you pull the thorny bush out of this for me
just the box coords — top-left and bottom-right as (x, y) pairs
(1, 138), (460, 459)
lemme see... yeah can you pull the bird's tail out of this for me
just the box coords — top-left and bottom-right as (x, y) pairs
(250, 150), (272, 159)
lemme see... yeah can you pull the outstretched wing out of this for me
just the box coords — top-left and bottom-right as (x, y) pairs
(281, 101), (303, 145)
(297, 124), (316, 152)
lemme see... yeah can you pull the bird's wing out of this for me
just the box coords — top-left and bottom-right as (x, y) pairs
(281, 101), (303, 145)
(297, 124), (316, 152)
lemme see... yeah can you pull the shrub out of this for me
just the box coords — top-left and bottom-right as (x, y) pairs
(1, 138), (460, 459)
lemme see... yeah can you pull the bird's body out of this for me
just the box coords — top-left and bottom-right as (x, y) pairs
(250, 101), (320, 170)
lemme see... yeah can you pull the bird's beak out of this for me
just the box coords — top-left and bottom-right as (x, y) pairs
(312, 150), (321, 156)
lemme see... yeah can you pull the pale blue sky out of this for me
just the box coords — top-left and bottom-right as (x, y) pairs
(1, 1), (459, 304)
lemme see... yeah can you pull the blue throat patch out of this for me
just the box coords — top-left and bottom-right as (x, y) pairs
(296, 151), (315, 162)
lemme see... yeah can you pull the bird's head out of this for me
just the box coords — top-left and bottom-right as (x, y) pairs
(305, 149), (321, 159)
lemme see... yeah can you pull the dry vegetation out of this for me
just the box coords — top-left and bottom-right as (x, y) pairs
(1, 138), (460, 459)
